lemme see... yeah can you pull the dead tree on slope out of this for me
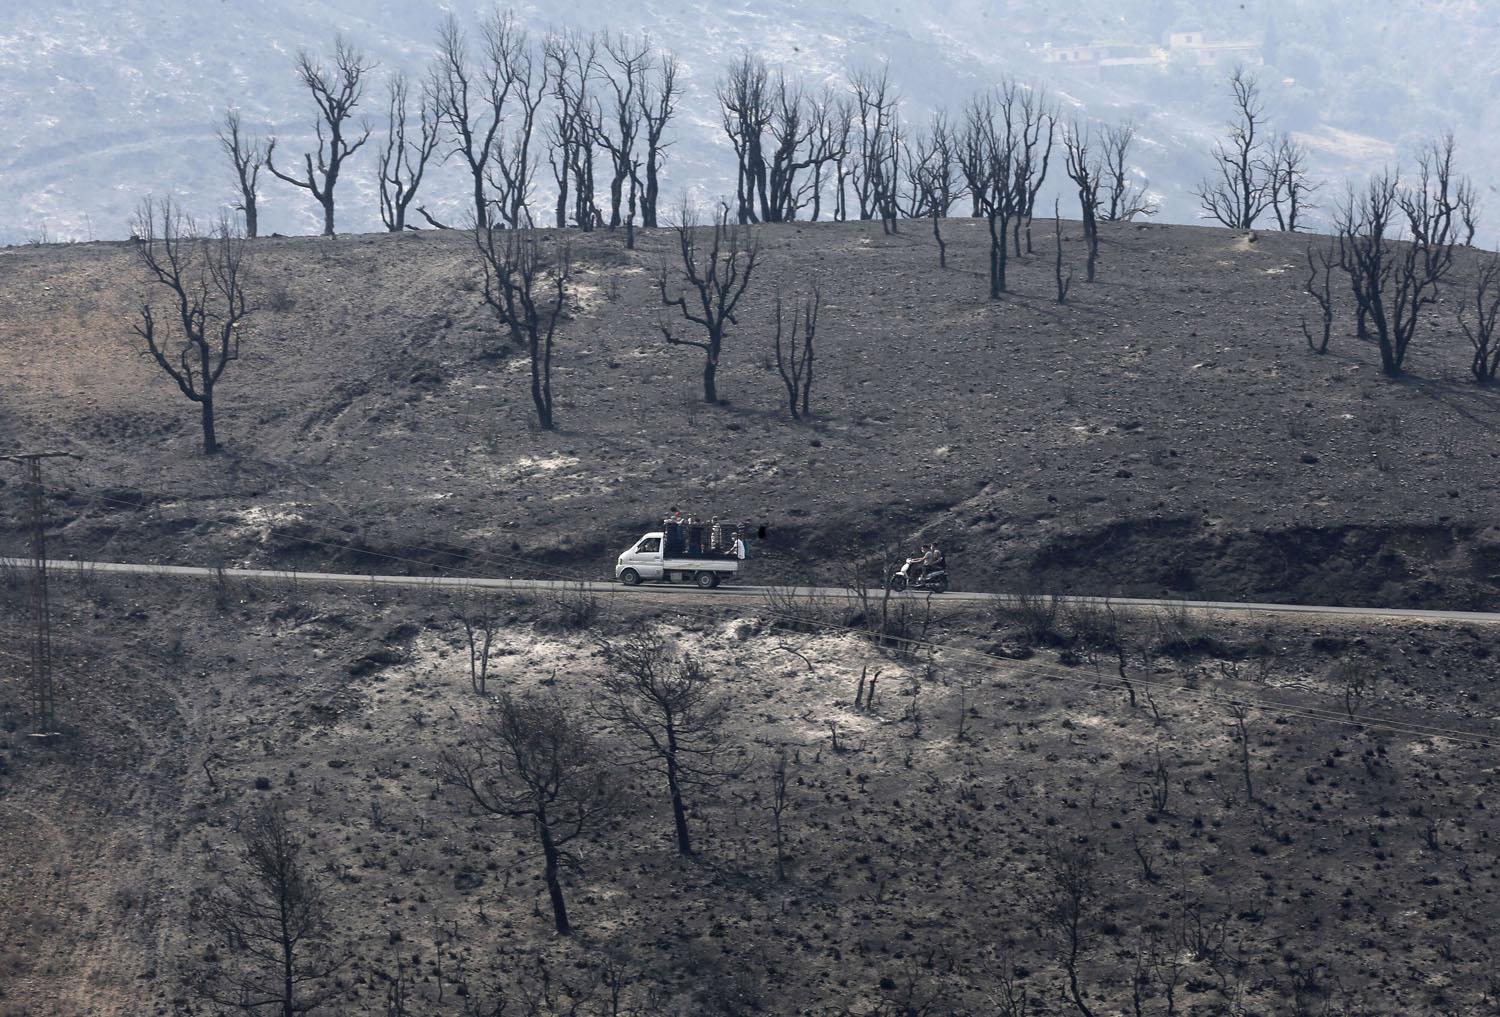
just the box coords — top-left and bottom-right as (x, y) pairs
(771, 280), (820, 420)
(377, 71), (440, 232)
(658, 203), (759, 403)
(1266, 133), (1317, 231)
(850, 65), (902, 232)
(1053, 199), (1072, 304)
(132, 199), (250, 455)
(765, 73), (816, 222)
(1001, 79), (1056, 255)
(267, 37), (374, 237)
(1098, 122), (1156, 223)
(1458, 253), (1500, 383)
(1301, 241), (1336, 354)
(474, 227), (571, 430)
(454, 593), (502, 695)
(904, 111), (963, 267)
(432, 12), (537, 230)
(484, 22), (548, 230)
(441, 692), (617, 935)
(718, 52), (774, 224)
(596, 630), (732, 856)
(544, 30), (601, 230)
(828, 95), (859, 222)
(637, 51), (679, 227)
(1194, 66), (1273, 230)
(1336, 137), (1475, 376)
(217, 110), (265, 239)
(191, 803), (345, 1016)
(961, 92), (1021, 297)
(596, 32), (650, 230)
(806, 89), (854, 222)
(1064, 124), (1103, 283)
(1039, 840), (1100, 1017)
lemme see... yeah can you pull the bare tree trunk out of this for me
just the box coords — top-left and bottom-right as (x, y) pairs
(538, 813), (571, 934)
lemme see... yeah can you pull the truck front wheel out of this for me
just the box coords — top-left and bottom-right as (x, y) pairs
(620, 568), (642, 586)
(695, 571), (719, 589)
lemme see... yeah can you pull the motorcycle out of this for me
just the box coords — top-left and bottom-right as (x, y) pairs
(891, 558), (950, 594)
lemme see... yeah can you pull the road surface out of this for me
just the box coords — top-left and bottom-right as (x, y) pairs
(7, 558), (1500, 625)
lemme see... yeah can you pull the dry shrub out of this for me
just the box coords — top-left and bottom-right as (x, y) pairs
(547, 582), (608, 631)
(763, 585), (841, 633)
(995, 588), (1064, 645)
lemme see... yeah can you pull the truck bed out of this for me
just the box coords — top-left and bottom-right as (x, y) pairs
(660, 556), (739, 571)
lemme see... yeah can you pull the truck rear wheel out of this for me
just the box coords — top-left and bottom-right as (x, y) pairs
(620, 568), (641, 586)
(695, 571), (718, 589)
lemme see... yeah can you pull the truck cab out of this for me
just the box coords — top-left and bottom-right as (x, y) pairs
(616, 530), (740, 588)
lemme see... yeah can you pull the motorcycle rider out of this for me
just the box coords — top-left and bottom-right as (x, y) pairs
(905, 544), (933, 582)
(919, 544), (942, 582)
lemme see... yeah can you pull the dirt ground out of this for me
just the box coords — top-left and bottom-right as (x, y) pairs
(1, 218), (1498, 609)
(1, 572), (1497, 1016)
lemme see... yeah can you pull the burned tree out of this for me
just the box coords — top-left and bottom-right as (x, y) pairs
(595, 32), (650, 230)
(473, 227), (571, 430)
(1039, 840), (1099, 1017)
(850, 65), (902, 231)
(1335, 173), (1398, 355)
(441, 691), (616, 935)
(267, 37), (374, 237)
(905, 111), (963, 267)
(190, 803), (345, 1016)
(805, 89), (853, 222)
(1301, 241), (1336, 354)
(1266, 134), (1317, 232)
(828, 95), (859, 222)
(1459, 254), (1500, 383)
(454, 593), (503, 695)
(132, 199), (250, 455)
(771, 280), (820, 420)
(1195, 66), (1272, 230)
(544, 30), (601, 230)
(718, 53), (774, 224)
(1053, 199), (1072, 304)
(1098, 122), (1155, 223)
(376, 71), (439, 232)
(769, 749), (792, 881)
(1336, 137), (1475, 376)
(217, 109), (265, 239)
(637, 50), (679, 228)
(1002, 79), (1056, 255)
(1064, 125), (1102, 283)
(596, 630), (731, 856)
(485, 21), (548, 230)
(960, 92), (1020, 297)
(657, 203), (759, 403)
(764, 73), (814, 223)
(432, 12), (538, 230)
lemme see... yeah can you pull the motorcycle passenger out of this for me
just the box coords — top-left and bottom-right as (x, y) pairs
(928, 545), (946, 579)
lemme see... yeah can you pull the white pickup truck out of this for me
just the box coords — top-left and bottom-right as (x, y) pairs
(615, 531), (740, 588)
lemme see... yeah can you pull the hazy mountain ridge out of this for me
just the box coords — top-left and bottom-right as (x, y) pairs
(2, 0), (1497, 243)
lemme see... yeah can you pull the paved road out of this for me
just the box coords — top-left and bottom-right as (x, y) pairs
(9, 558), (1500, 625)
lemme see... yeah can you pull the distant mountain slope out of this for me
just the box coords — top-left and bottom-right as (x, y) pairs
(1, 1), (1498, 243)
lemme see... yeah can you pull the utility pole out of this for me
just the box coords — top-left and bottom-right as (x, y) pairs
(1, 451), (75, 736)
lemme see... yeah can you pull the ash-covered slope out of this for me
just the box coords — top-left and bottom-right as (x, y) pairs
(1, 217), (1497, 609)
